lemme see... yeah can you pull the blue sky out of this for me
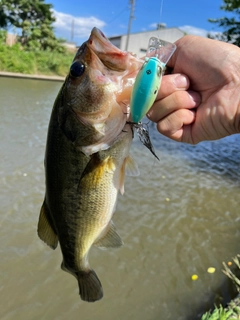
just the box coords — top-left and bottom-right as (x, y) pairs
(49, 0), (226, 44)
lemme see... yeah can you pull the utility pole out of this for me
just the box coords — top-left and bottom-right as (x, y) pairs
(125, 0), (135, 51)
(71, 19), (74, 42)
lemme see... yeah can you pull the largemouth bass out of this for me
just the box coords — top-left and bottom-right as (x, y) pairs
(37, 28), (142, 302)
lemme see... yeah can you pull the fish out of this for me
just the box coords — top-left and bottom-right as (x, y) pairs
(37, 27), (142, 302)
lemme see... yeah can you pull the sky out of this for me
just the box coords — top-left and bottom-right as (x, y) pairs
(49, 0), (227, 45)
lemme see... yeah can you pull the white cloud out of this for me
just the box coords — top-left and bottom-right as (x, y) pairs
(179, 25), (208, 37)
(149, 23), (158, 29)
(179, 25), (223, 39)
(52, 9), (106, 42)
(149, 22), (167, 30)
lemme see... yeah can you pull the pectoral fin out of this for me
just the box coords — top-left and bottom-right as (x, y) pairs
(124, 155), (139, 177)
(94, 221), (123, 249)
(119, 155), (139, 195)
(37, 200), (58, 249)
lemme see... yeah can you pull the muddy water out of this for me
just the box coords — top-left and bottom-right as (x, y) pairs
(0, 77), (240, 320)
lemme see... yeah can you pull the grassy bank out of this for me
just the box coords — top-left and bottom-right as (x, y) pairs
(201, 256), (240, 320)
(0, 43), (74, 76)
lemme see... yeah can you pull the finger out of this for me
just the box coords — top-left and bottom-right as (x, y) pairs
(157, 73), (190, 100)
(156, 109), (196, 143)
(147, 90), (201, 122)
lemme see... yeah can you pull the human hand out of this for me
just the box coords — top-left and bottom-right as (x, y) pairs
(147, 35), (240, 143)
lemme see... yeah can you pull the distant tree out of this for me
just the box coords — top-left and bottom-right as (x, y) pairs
(208, 0), (240, 46)
(0, 0), (65, 52)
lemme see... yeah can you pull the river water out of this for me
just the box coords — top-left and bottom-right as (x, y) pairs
(0, 77), (240, 320)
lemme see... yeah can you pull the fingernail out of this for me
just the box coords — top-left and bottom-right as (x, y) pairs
(146, 109), (152, 118)
(188, 91), (201, 103)
(174, 74), (189, 89)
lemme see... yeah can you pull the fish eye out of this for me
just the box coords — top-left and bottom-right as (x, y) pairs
(70, 61), (85, 78)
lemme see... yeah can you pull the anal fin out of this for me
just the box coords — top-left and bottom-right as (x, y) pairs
(94, 221), (123, 249)
(37, 200), (58, 249)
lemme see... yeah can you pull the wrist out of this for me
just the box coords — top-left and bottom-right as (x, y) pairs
(224, 45), (240, 135)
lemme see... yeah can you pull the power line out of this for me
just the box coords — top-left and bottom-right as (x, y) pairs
(108, 6), (129, 24)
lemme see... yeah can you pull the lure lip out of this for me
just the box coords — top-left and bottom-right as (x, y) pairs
(147, 37), (176, 65)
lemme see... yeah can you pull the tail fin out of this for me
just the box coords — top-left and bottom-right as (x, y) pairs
(77, 269), (103, 302)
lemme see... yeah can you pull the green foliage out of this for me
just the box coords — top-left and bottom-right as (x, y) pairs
(208, 0), (240, 46)
(201, 305), (237, 320)
(0, 0), (54, 28)
(201, 256), (240, 320)
(0, 41), (73, 76)
(220, 0), (240, 12)
(0, 29), (6, 43)
(0, 43), (34, 73)
(0, 0), (65, 52)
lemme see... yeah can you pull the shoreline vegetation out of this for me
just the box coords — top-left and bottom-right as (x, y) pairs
(0, 41), (74, 78)
(201, 256), (240, 320)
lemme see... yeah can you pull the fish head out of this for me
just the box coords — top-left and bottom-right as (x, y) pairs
(58, 28), (142, 155)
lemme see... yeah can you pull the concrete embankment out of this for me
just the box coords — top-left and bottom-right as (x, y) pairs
(0, 71), (65, 82)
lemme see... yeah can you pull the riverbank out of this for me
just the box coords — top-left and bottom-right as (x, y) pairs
(0, 42), (73, 76)
(201, 256), (240, 320)
(0, 71), (65, 82)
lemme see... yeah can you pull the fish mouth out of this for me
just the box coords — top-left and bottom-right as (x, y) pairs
(84, 28), (143, 107)
(87, 28), (129, 71)
(87, 28), (142, 76)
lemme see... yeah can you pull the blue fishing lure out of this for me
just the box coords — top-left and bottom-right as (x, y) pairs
(130, 57), (164, 123)
(130, 37), (176, 123)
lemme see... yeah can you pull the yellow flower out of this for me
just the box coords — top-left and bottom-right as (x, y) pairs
(207, 267), (216, 273)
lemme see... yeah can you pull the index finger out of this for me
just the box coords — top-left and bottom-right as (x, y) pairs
(158, 73), (190, 100)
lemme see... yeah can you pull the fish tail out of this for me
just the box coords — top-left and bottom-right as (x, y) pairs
(77, 269), (103, 302)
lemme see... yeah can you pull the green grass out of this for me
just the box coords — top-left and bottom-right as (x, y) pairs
(201, 304), (239, 320)
(201, 256), (240, 320)
(0, 42), (74, 76)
